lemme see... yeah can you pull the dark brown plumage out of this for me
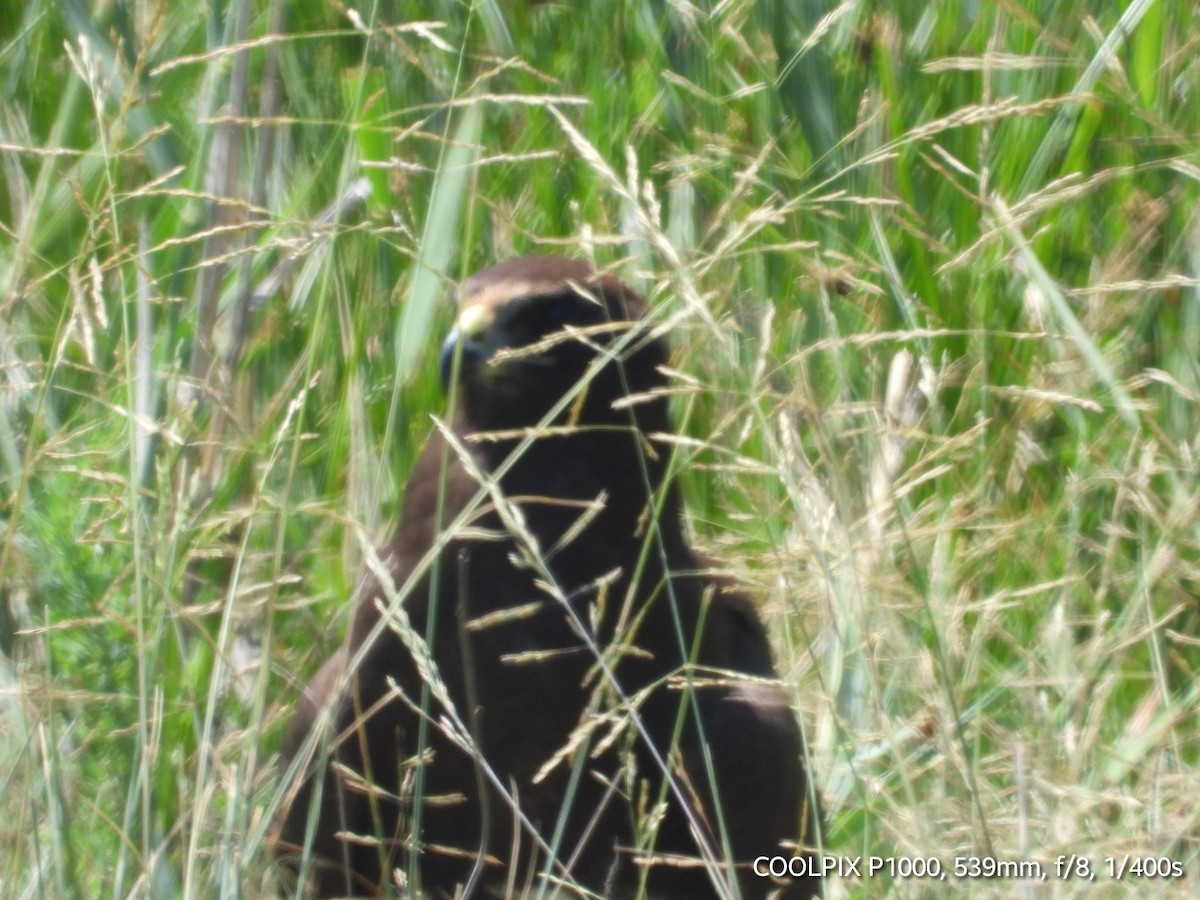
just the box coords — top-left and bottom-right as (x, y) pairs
(275, 256), (821, 898)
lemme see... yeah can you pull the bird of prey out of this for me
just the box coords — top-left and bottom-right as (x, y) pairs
(275, 256), (821, 899)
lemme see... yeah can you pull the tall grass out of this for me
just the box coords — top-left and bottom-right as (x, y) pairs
(1, 0), (1197, 896)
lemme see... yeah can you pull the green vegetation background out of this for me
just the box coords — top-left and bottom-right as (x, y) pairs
(1, 0), (1197, 896)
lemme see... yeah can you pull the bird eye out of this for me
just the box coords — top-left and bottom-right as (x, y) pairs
(541, 294), (578, 327)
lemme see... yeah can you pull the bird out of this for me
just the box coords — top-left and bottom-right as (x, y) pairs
(274, 255), (821, 899)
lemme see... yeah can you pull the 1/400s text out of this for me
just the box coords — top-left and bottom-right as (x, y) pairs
(754, 855), (1187, 882)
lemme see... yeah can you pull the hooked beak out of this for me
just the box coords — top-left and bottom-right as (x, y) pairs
(438, 304), (494, 392)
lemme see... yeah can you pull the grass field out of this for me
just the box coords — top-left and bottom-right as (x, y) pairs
(2, 1), (1198, 897)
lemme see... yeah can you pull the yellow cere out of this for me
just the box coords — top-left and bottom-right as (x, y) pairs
(455, 303), (493, 340)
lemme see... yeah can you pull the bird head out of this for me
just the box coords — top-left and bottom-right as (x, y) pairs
(439, 256), (667, 434)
